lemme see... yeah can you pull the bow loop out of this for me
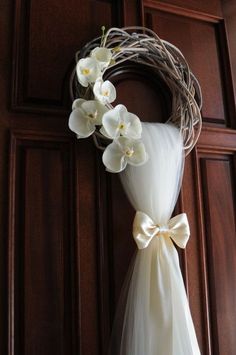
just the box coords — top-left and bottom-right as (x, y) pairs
(133, 211), (190, 249)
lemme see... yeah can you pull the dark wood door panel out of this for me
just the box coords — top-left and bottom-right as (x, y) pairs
(144, 6), (234, 126)
(181, 152), (210, 354)
(199, 151), (236, 355)
(222, 0), (236, 103)
(144, 0), (223, 17)
(181, 138), (236, 355)
(8, 132), (78, 355)
(11, 0), (119, 114)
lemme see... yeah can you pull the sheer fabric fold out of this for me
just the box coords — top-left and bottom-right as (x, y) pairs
(109, 123), (200, 355)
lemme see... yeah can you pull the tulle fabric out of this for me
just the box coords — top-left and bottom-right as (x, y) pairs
(109, 123), (200, 355)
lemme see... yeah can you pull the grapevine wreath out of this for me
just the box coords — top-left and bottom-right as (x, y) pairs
(68, 27), (202, 173)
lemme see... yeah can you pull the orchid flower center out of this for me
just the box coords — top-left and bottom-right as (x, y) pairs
(119, 122), (125, 130)
(87, 110), (98, 121)
(102, 90), (109, 97)
(124, 147), (134, 157)
(82, 68), (90, 75)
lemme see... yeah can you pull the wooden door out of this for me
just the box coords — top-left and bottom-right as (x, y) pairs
(0, 1), (235, 354)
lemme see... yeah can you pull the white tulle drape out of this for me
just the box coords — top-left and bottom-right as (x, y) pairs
(109, 123), (200, 355)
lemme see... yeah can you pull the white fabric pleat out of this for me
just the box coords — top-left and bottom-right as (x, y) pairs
(109, 123), (200, 355)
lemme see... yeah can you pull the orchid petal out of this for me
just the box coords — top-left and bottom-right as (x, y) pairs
(76, 57), (101, 87)
(122, 112), (142, 139)
(81, 100), (107, 125)
(102, 140), (127, 173)
(115, 104), (127, 116)
(102, 104), (142, 140)
(72, 98), (86, 110)
(127, 141), (148, 166)
(91, 47), (112, 69)
(115, 137), (148, 167)
(102, 106), (121, 138)
(93, 79), (116, 104)
(100, 125), (112, 138)
(68, 108), (95, 138)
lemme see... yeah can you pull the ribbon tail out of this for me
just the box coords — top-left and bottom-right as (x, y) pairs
(168, 213), (190, 249)
(133, 211), (157, 249)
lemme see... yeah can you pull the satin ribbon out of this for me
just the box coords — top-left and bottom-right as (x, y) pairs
(133, 211), (190, 249)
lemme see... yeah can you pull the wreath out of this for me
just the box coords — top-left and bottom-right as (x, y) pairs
(68, 26), (202, 173)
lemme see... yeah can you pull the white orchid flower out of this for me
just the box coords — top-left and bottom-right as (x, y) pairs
(69, 99), (107, 138)
(91, 47), (112, 69)
(93, 79), (116, 104)
(101, 104), (142, 139)
(102, 137), (148, 173)
(76, 57), (101, 87)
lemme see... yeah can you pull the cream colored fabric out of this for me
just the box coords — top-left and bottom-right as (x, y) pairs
(109, 122), (200, 355)
(133, 211), (190, 250)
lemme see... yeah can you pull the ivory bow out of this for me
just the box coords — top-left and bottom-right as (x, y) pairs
(133, 211), (190, 249)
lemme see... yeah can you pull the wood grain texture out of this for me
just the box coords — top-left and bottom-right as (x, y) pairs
(11, 0), (116, 114)
(222, 0), (236, 107)
(144, 0), (222, 22)
(144, 0), (223, 17)
(75, 137), (102, 355)
(95, 153), (115, 354)
(145, 8), (230, 125)
(8, 132), (78, 355)
(199, 152), (236, 355)
(123, 0), (144, 26)
(198, 126), (236, 151)
(182, 151), (210, 354)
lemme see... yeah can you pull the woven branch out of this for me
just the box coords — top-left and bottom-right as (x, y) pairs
(70, 26), (202, 155)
